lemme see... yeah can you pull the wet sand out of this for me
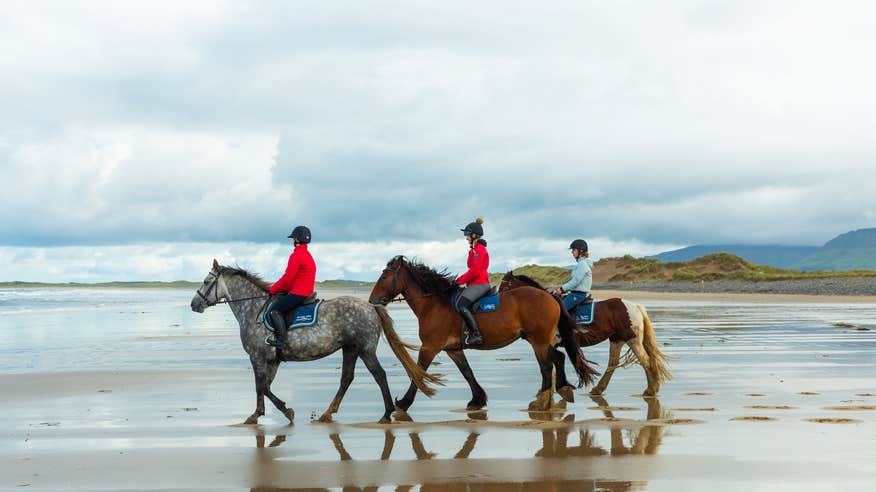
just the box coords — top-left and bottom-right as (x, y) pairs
(1, 288), (875, 491)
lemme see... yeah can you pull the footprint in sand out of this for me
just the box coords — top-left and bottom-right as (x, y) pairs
(803, 418), (863, 424)
(743, 405), (797, 410)
(648, 418), (706, 425)
(586, 406), (640, 411)
(821, 405), (876, 411)
(684, 392), (712, 396)
(797, 392), (820, 396)
(744, 393), (767, 397)
(730, 416), (778, 422)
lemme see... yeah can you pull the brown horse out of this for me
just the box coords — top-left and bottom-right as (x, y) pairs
(369, 256), (598, 412)
(499, 271), (672, 396)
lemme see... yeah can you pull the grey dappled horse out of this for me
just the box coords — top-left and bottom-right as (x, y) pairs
(190, 260), (442, 424)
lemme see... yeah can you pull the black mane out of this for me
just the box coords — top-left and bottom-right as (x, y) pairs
(219, 265), (273, 292)
(392, 256), (458, 301)
(508, 272), (545, 289)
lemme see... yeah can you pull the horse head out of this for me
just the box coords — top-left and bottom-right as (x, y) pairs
(369, 255), (406, 305)
(190, 259), (231, 312)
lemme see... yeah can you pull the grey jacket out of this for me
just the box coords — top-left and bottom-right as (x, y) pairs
(561, 257), (593, 293)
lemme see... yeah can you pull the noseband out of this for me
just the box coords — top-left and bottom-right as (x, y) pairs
(376, 264), (436, 304)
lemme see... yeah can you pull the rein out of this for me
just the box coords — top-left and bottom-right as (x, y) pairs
(197, 272), (274, 305)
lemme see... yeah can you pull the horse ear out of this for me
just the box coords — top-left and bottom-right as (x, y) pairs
(212, 259), (220, 270)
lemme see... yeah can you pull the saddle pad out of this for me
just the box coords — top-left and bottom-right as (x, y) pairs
(263, 299), (323, 332)
(572, 301), (595, 325)
(450, 291), (500, 314)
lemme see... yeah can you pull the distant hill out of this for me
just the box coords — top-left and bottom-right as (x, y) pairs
(650, 245), (817, 268)
(793, 228), (876, 271)
(495, 253), (876, 287)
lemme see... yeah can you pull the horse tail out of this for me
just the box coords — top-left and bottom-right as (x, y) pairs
(555, 297), (600, 388)
(637, 303), (673, 385)
(373, 305), (444, 397)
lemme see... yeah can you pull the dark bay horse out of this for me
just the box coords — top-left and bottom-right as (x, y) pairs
(499, 271), (672, 396)
(190, 260), (442, 424)
(369, 256), (598, 412)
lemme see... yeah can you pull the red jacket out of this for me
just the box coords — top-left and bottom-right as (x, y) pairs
(270, 244), (316, 295)
(456, 240), (490, 286)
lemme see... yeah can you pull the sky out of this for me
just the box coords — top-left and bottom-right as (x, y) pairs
(2, 1), (875, 282)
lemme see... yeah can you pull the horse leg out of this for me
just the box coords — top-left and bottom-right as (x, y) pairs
(394, 348), (438, 413)
(359, 350), (394, 423)
(318, 346), (357, 423)
(261, 359), (294, 423)
(590, 341), (623, 396)
(445, 349), (488, 410)
(527, 342), (555, 412)
(244, 358), (269, 425)
(550, 346), (575, 403)
(627, 338), (658, 396)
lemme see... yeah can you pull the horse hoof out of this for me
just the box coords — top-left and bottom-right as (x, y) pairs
(378, 416), (391, 424)
(393, 409), (413, 422)
(558, 386), (575, 403)
(316, 414), (333, 423)
(284, 409), (295, 423)
(243, 415), (259, 425)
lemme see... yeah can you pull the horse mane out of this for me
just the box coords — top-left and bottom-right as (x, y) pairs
(510, 272), (545, 289)
(393, 256), (458, 301)
(218, 265), (273, 292)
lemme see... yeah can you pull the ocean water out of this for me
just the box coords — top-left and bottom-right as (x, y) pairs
(2, 287), (875, 491)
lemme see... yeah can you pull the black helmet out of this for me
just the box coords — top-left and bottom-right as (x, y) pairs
(569, 239), (588, 252)
(287, 225), (312, 244)
(460, 217), (485, 237)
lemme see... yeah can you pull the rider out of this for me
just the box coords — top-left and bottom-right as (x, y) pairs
(266, 225), (316, 348)
(456, 217), (489, 346)
(553, 239), (593, 312)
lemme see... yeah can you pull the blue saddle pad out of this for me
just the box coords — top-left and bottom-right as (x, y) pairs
(450, 292), (500, 314)
(572, 301), (595, 325)
(263, 300), (323, 332)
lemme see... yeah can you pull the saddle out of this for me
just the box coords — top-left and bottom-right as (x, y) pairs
(264, 292), (322, 332)
(565, 292), (595, 325)
(451, 286), (500, 314)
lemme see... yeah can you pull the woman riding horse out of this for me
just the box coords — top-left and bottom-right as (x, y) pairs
(553, 239), (593, 312)
(266, 226), (316, 348)
(456, 217), (490, 346)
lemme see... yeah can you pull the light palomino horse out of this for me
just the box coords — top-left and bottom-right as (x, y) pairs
(499, 272), (672, 396)
(190, 260), (442, 424)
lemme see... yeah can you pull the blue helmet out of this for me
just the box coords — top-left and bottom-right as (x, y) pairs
(287, 225), (311, 244)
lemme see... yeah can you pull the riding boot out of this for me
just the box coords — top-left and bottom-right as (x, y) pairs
(266, 310), (288, 348)
(459, 306), (484, 346)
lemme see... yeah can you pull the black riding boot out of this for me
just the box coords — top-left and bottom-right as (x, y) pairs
(267, 310), (288, 348)
(459, 305), (484, 346)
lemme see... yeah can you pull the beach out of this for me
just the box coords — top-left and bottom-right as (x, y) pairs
(1, 287), (875, 491)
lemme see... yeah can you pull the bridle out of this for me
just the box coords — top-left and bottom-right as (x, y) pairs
(196, 270), (273, 306)
(376, 264), (436, 304)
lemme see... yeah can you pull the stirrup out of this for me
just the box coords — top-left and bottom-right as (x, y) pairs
(265, 336), (286, 348)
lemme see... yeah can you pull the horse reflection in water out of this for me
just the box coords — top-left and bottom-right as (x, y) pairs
(249, 397), (665, 492)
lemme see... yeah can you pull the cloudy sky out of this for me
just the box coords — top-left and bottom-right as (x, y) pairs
(2, 1), (875, 282)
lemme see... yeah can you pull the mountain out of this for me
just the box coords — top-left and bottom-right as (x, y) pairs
(793, 228), (876, 271)
(650, 245), (818, 268)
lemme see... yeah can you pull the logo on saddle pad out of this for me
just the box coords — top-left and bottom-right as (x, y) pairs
(263, 300), (323, 332)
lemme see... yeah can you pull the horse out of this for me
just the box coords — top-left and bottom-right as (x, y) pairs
(368, 256), (598, 413)
(499, 271), (672, 396)
(190, 259), (442, 424)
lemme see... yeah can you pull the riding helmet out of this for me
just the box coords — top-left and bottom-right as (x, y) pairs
(287, 225), (312, 244)
(461, 217), (485, 237)
(569, 239), (588, 252)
